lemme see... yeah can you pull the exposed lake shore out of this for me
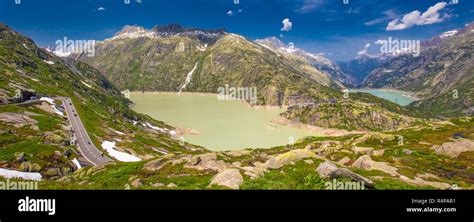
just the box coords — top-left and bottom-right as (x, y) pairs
(271, 116), (366, 137)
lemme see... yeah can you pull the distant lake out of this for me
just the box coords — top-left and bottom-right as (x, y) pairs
(130, 93), (322, 151)
(349, 89), (416, 106)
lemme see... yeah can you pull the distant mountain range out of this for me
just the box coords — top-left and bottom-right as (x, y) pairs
(74, 22), (473, 120)
(337, 55), (388, 87)
(255, 37), (357, 86)
(363, 23), (474, 117)
(72, 24), (426, 131)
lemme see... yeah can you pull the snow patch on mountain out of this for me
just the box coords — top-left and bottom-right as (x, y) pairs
(107, 26), (157, 41)
(101, 141), (141, 162)
(440, 30), (458, 39)
(0, 168), (42, 181)
(197, 44), (208, 51)
(52, 50), (72, 57)
(255, 37), (356, 85)
(178, 63), (198, 94)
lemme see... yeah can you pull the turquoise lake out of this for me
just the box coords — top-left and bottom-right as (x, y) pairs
(349, 89), (417, 106)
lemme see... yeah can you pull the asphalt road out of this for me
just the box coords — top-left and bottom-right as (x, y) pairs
(58, 97), (111, 165)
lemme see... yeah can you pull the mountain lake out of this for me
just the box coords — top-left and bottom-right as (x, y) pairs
(130, 92), (321, 151)
(349, 89), (417, 106)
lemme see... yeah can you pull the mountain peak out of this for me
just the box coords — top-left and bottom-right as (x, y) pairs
(0, 23), (12, 32)
(255, 37), (286, 50)
(151, 24), (185, 33)
(106, 24), (227, 43)
(151, 24), (226, 35)
(107, 25), (156, 41)
(151, 24), (226, 43)
(114, 25), (148, 36)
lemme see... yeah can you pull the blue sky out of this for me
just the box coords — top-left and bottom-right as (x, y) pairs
(0, 0), (473, 61)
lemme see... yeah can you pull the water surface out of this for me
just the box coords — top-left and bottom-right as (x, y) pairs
(130, 93), (321, 151)
(349, 89), (416, 106)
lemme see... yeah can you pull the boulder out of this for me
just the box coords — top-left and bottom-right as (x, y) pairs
(44, 133), (64, 144)
(14, 152), (25, 163)
(352, 155), (399, 176)
(329, 168), (374, 187)
(338, 157), (351, 165)
(152, 183), (164, 188)
(45, 168), (61, 177)
(0, 161), (9, 168)
(19, 162), (31, 172)
(372, 149), (385, 156)
(353, 147), (374, 155)
(166, 183), (177, 188)
(31, 163), (41, 172)
(52, 150), (63, 160)
(241, 166), (266, 178)
(185, 153), (228, 172)
(316, 161), (338, 178)
(0, 112), (37, 127)
(130, 178), (143, 188)
(209, 169), (243, 190)
(231, 161), (242, 167)
(264, 149), (317, 169)
(143, 155), (174, 171)
(195, 153), (217, 162)
(432, 141), (474, 158)
(399, 175), (451, 189)
(225, 150), (251, 158)
(353, 132), (395, 145)
(19, 161), (41, 172)
(189, 156), (201, 165)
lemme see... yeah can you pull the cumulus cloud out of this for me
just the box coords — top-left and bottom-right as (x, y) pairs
(281, 18), (292, 31)
(98, 6), (105, 11)
(386, 2), (449, 31)
(226, 10), (233, 16)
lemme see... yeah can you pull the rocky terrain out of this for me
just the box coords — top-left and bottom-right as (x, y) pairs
(0, 22), (473, 190)
(255, 37), (356, 86)
(0, 23), (203, 180)
(363, 23), (474, 117)
(40, 118), (474, 190)
(77, 25), (338, 106)
(338, 54), (388, 86)
(76, 24), (420, 132)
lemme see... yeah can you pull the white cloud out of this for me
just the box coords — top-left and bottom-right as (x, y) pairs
(296, 0), (324, 13)
(386, 2), (448, 31)
(98, 6), (105, 11)
(357, 43), (371, 56)
(281, 18), (293, 31)
(364, 9), (398, 26)
(227, 10), (233, 16)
